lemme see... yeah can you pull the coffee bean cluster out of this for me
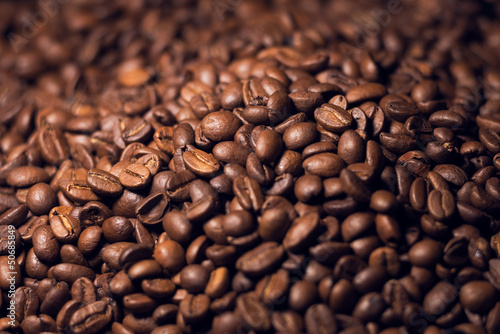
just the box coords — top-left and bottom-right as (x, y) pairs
(1, 0), (500, 333)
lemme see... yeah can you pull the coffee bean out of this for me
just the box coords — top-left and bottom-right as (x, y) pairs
(460, 280), (498, 314)
(136, 192), (169, 225)
(201, 111), (241, 142)
(427, 189), (456, 221)
(7, 166), (50, 188)
(282, 122), (318, 150)
(347, 83), (387, 104)
(48, 263), (96, 284)
(340, 168), (371, 203)
(69, 300), (113, 334)
(304, 304), (337, 334)
(37, 124), (70, 165)
(303, 153), (345, 177)
(236, 293), (271, 331)
(236, 242), (284, 276)
(409, 239), (443, 267)
(314, 103), (353, 133)
(212, 141), (251, 165)
(183, 145), (220, 177)
(272, 310), (304, 333)
(102, 216), (134, 243)
(289, 280), (318, 311)
(26, 183), (57, 215)
(32, 225), (60, 264)
(87, 168), (123, 196)
(119, 163), (151, 190)
(179, 293), (210, 323)
(49, 206), (81, 243)
(154, 240), (185, 274)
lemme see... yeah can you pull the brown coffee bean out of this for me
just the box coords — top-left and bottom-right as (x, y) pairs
(201, 111), (241, 142)
(154, 240), (185, 274)
(205, 266), (230, 299)
(179, 293), (210, 323)
(119, 163), (151, 190)
(427, 189), (456, 221)
(69, 300), (113, 334)
(347, 83), (387, 104)
(314, 103), (353, 133)
(49, 206), (81, 243)
(87, 168), (123, 196)
(460, 281), (498, 314)
(48, 263), (96, 284)
(102, 216), (134, 243)
(183, 145), (220, 177)
(303, 153), (345, 177)
(375, 214), (401, 247)
(304, 303), (337, 334)
(7, 166), (50, 188)
(32, 225), (60, 264)
(236, 242), (284, 276)
(409, 239), (443, 267)
(136, 192), (169, 225)
(282, 122), (318, 150)
(26, 183), (57, 215)
(340, 168), (371, 203)
(38, 124), (70, 165)
(236, 293), (271, 331)
(212, 141), (251, 165)
(289, 280), (318, 311)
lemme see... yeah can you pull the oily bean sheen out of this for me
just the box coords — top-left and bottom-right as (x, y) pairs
(2, 1), (500, 332)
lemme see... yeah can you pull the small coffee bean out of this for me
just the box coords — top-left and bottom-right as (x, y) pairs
(154, 240), (185, 274)
(119, 163), (151, 190)
(87, 168), (123, 196)
(236, 242), (284, 276)
(409, 239), (443, 267)
(314, 103), (353, 132)
(460, 281), (498, 314)
(26, 183), (57, 215)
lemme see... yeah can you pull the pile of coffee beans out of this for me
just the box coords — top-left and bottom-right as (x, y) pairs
(1, 0), (500, 333)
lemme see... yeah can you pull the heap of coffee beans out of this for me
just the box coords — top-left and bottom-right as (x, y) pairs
(1, 0), (500, 333)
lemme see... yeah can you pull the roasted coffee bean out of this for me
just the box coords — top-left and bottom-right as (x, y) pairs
(183, 145), (220, 177)
(427, 189), (456, 221)
(179, 293), (211, 323)
(48, 263), (96, 284)
(212, 141), (250, 166)
(314, 103), (353, 132)
(236, 293), (271, 331)
(409, 239), (443, 268)
(136, 192), (169, 225)
(304, 303), (337, 334)
(102, 216), (134, 243)
(119, 163), (151, 190)
(340, 168), (371, 203)
(201, 111), (241, 142)
(303, 153), (345, 177)
(69, 300), (113, 334)
(347, 83), (387, 104)
(236, 242), (284, 276)
(26, 183), (57, 215)
(282, 122), (318, 150)
(154, 240), (185, 274)
(49, 206), (81, 243)
(32, 225), (59, 264)
(289, 280), (318, 311)
(38, 124), (70, 165)
(87, 168), (123, 196)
